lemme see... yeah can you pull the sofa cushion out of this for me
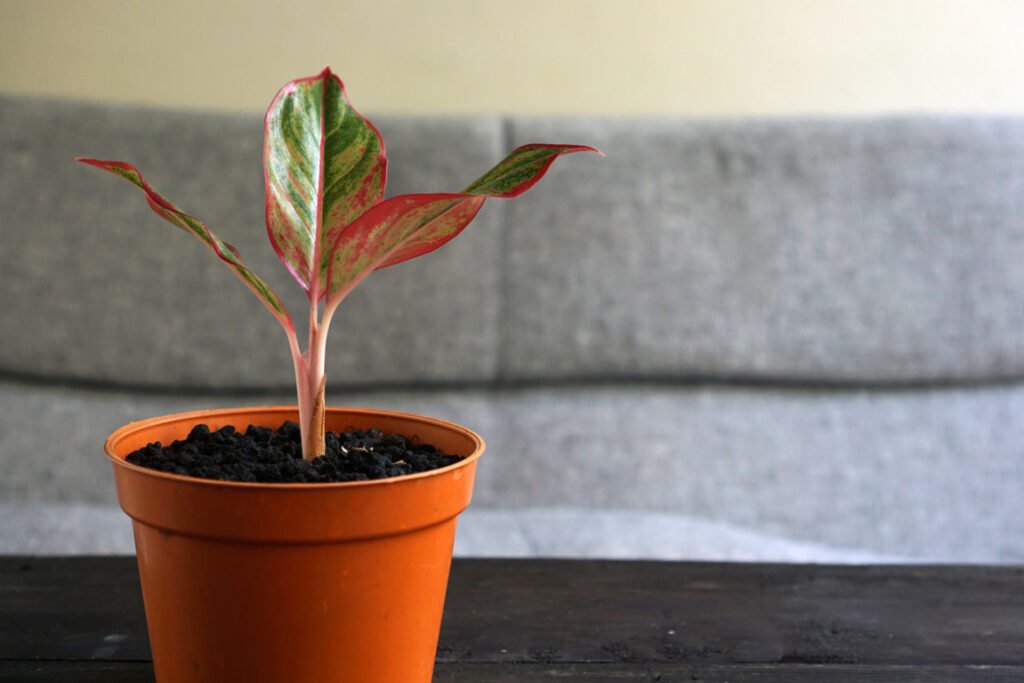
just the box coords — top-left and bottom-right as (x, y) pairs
(1, 379), (1020, 563)
(0, 96), (505, 390)
(503, 117), (1024, 383)
(9, 98), (1024, 389)
(452, 508), (912, 563)
(13, 96), (1024, 391)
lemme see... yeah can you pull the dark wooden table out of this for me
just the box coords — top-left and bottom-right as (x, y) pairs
(1, 557), (1022, 681)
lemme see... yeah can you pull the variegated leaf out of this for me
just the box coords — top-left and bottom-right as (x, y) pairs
(326, 194), (485, 302)
(325, 144), (600, 304)
(76, 158), (293, 330)
(264, 66), (387, 300)
(462, 144), (601, 197)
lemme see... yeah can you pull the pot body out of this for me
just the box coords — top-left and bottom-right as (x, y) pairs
(106, 406), (484, 683)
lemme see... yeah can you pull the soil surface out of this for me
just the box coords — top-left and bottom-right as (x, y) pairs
(125, 421), (462, 483)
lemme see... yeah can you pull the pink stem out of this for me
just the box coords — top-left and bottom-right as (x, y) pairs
(294, 286), (327, 461)
(288, 327), (314, 460)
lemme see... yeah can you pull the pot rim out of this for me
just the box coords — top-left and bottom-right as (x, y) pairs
(105, 405), (485, 491)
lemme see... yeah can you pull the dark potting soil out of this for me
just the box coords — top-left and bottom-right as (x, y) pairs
(125, 421), (462, 483)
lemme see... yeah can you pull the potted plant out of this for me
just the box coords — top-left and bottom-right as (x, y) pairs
(79, 67), (600, 682)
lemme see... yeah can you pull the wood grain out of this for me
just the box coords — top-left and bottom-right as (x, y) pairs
(1, 556), (1021, 680)
(3, 661), (1024, 682)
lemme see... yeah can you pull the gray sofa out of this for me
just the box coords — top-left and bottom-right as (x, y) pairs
(2, 95), (1022, 563)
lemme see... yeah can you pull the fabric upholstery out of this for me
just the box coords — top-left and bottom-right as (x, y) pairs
(503, 117), (1024, 383)
(10, 98), (1024, 391)
(3, 95), (1023, 564)
(1, 379), (1020, 563)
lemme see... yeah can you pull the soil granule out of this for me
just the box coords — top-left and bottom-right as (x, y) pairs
(125, 421), (462, 483)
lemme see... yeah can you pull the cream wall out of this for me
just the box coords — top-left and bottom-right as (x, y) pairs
(2, 0), (1024, 116)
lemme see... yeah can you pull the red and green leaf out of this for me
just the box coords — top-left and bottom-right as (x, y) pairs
(76, 158), (293, 331)
(263, 66), (386, 300)
(324, 144), (600, 305)
(462, 143), (602, 197)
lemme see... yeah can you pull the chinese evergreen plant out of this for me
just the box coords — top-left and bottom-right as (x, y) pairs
(79, 67), (600, 460)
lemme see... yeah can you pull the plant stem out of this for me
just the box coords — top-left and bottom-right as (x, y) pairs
(293, 292), (327, 461)
(310, 373), (326, 457)
(304, 334), (326, 461)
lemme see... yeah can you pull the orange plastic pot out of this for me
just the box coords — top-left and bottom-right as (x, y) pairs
(105, 406), (484, 683)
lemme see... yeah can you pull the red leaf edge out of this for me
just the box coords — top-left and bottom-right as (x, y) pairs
(477, 144), (604, 198)
(262, 66), (389, 299)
